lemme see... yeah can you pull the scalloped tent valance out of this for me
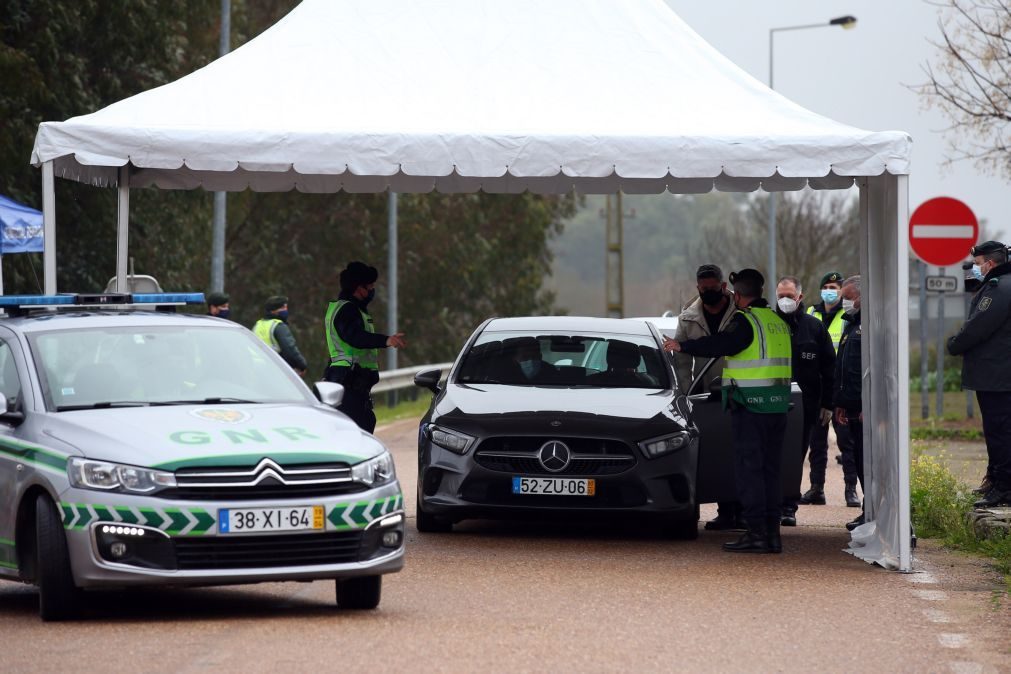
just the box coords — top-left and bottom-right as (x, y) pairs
(31, 0), (910, 194)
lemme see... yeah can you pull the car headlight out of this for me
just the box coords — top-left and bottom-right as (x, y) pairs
(427, 425), (475, 455)
(68, 458), (177, 493)
(637, 431), (693, 459)
(351, 451), (396, 487)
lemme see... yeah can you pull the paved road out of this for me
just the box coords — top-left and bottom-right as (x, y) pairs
(1, 418), (1008, 673)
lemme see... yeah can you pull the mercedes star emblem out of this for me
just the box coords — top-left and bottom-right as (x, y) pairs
(538, 440), (571, 473)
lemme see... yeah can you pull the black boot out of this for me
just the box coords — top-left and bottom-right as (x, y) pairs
(798, 484), (826, 505)
(972, 473), (993, 496)
(845, 512), (865, 531)
(973, 488), (1011, 509)
(723, 528), (771, 553)
(766, 518), (783, 553)
(704, 514), (745, 531)
(845, 483), (861, 508)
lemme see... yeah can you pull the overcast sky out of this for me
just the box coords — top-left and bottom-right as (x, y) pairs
(665, 0), (1009, 242)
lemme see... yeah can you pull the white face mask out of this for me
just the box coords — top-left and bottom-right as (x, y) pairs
(842, 298), (858, 315)
(777, 297), (799, 314)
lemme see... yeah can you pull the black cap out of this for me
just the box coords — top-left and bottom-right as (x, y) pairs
(206, 291), (229, 307)
(819, 271), (843, 288)
(265, 295), (288, 312)
(696, 264), (723, 281)
(728, 268), (764, 288)
(970, 240), (1006, 256)
(339, 261), (379, 292)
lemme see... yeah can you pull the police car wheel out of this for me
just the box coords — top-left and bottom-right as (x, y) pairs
(336, 575), (382, 610)
(35, 494), (82, 621)
(415, 498), (453, 533)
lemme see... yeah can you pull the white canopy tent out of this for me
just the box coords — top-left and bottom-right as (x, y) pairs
(31, 0), (912, 569)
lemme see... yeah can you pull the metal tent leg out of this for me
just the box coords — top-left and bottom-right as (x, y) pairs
(42, 161), (56, 294)
(116, 166), (130, 293)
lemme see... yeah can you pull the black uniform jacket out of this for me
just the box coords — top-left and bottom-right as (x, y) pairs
(833, 311), (862, 413)
(332, 291), (390, 352)
(947, 261), (1011, 392)
(777, 304), (835, 411)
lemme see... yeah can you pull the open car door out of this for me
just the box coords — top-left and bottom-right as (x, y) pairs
(687, 359), (804, 504)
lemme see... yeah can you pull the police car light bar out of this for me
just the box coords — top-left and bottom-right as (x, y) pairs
(0, 293), (205, 310)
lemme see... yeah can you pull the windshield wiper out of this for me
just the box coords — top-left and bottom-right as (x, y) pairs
(56, 401), (150, 411)
(156, 397), (260, 405)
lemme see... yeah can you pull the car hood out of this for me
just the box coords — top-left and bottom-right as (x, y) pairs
(437, 384), (680, 420)
(42, 403), (383, 470)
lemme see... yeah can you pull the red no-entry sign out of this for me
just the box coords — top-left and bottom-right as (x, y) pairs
(909, 197), (978, 267)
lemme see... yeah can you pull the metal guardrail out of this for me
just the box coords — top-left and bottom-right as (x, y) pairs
(373, 362), (454, 394)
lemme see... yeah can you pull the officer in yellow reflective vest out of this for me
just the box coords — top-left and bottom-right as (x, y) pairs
(803, 270), (861, 507)
(253, 295), (307, 375)
(323, 262), (407, 433)
(665, 269), (792, 554)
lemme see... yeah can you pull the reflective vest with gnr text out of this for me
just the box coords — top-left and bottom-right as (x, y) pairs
(325, 300), (379, 370)
(806, 304), (845, 352)
(723, 307), (792, 413)
(252, 318), (281, 352)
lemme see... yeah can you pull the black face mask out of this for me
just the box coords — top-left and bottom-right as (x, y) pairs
(699, 289), (723, 307)
(364, 288), (376, 305)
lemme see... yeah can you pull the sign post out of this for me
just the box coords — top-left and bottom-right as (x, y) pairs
(909, 197), (979, 419)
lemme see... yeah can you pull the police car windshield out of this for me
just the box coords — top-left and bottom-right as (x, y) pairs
(28, 325), (310, 411)
(456, 331), (670, 389)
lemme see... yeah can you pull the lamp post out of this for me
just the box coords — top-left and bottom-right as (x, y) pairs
(767, 15), (856, 289)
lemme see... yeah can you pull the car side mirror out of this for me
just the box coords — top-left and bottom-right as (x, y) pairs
(708, 377), (722, 401)
(313, 381), (344, 408)
(0, 398), (24, 426)
(414, 368), (442, 393)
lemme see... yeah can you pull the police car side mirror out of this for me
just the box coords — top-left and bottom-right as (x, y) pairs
(414, 368), (442, 394)
(313, 381), (344, 408)
(0, 398), (24, 426)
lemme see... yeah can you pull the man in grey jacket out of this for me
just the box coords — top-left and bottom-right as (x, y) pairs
(671, 263), (741, 530)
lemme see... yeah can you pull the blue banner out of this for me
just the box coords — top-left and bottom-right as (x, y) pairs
(0, 195), (44, 254)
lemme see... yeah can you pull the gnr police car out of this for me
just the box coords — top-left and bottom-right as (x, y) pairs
(0, 292), (404, 620)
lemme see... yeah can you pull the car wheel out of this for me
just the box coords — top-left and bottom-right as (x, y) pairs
(415, 496), (453, 533)
(336, 575), (382, 610)
(35, 494), (82, 621)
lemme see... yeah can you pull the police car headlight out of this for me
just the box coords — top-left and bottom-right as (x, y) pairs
(637, 431), (693, 459)
(427, 425), (475, 455)
(351, 451), (396, 487)
(68, 458), (177, 493)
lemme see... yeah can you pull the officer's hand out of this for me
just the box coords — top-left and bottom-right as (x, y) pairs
(835, 407), (848, 426)
(662, 337), (681, 353)
(819, 408), (833, 426)
(387, 333), (407, 349)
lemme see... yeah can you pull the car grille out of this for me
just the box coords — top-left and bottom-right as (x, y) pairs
(173, 531), (364, 569)
(474, 437), (636, 476)
(165, 459), (366, 501)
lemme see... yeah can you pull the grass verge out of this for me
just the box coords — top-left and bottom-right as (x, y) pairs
(374, 394), (433, 427)
(911, 449), (1011, 591)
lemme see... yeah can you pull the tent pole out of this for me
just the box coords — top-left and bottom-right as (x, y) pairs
(116, 167), (130, 293)
(42, 161), (56, 294)
(386, 190), (398, 406)
(895, 174), (912, 572)
(0, 255), (4, 296)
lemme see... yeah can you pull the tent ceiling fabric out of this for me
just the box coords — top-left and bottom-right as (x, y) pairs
(31, 0), (909, 194)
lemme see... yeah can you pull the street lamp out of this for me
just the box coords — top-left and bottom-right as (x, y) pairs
(766, 15), (856, 289)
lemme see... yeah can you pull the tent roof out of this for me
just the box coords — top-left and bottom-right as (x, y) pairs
(31, 0), (911, 195)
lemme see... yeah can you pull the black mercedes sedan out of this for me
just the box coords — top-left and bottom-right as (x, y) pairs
(412, 316), (802, 539)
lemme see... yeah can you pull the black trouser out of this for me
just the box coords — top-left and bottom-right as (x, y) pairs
(781, 403), (818, 516)
(731, 409), (788, 533)
(324, 365), (377, 434)
(976, 391), (1011, 491)
(848, 417), (864, 491)
(807, 414), (858, 486)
